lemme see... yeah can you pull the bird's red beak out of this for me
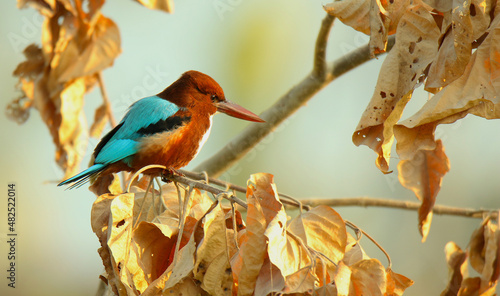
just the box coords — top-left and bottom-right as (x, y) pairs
(216, 100), (265, 122)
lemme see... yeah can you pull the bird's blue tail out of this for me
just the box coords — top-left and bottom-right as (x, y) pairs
(57, 164), (106, 189)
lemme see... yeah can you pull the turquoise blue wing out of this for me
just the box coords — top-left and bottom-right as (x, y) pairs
(94, 139), (138, 165)
(93, 96), (180, 165)
(114, 96), (181, 139)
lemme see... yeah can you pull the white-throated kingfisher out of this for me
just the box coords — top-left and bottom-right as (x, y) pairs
(58, 70), (264, 189)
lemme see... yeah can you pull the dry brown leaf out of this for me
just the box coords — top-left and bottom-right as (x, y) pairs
(56, 15), (121, 83)
(148, 235), (197, 296)
(353, 3), (440, 173)
(440, 216), (499, 296)
(17, 0), (55, 16)
(468, 217), (500, 293)
(334, 261), (352, 296)
(469, 220), (488, 276)
(386, 268), (414, 296)
(288, 205), (347, 265)
(397, 139), (449, 241)
(161, 277), (206, 296)
(10, 1), (122, 179)
(88, 173), (412, 295)
(426, 0), (473, 92)
(441, 242), (467, 296)
(193, 200), (233, 296)
(343, 238), (370, 266)
(89, 173), (119, 196)
(424, 0), (495, 91)
(135, 0), (174, 13)
(334, 259), (387, 296)
(231, 179), (268, 296)
(282, 266), (319, 294)
(13, 44), (45, 78)
(91, 193), (137, 295)
(132, 221), (177, 292)
(324, 0), (411, 56)
(254, 260), (286, 296)
(394, 15), (500, 239)
(324, 0), (371, 35)
(314, 283), (338, 296)
(350, 259), (387, 296)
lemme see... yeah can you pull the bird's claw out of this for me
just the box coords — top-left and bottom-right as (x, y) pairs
(160, 168), (184, 183)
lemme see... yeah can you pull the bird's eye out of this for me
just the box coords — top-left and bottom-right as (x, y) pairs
(211, 95), (218, 102)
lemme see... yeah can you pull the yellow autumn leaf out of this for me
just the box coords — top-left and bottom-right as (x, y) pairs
(193, 200), (233, 296)
(135, 0), (174, 13)
(288, 205), (347, 265)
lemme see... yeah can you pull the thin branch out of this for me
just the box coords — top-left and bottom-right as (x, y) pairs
(305, 197), (499, 219)
(313, 13), (335, 79)
(345, 220), (392, 269)
(194, 14), (396, 177)
(179, 170), (498, 220)
(167, 173), (248, 209)
(96, 72), (117, 127)
(179, 169), (309, 210)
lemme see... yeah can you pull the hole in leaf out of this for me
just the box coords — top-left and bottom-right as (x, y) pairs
(470, 4), (476, 16)
(409, 42), (416, 54)
(116, 219), (125, 228)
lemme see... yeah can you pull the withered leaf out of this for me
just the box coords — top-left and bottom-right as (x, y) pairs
(56, 15), (121, 83)
(231, 174), (272, 296)
(353, 3), (440, 173)
(193, 200), (233, 296)
(386, 268), (414, 296)
(441, 242), (467, 296)
(426, 0), (473, 92)
(288, 205), (347, 265)
(135, 0), (174, 13)
(350, 259), (386, 295)
(324, 0), (411, 56)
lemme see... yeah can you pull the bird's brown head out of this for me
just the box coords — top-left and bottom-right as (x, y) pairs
(158, 70), (264, 122)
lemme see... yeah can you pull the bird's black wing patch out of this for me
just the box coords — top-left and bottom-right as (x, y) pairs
(137, 116), (191, 136)
(93, 122), (124, 158)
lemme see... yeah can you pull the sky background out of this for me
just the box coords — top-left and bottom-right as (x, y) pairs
(0, 0), (499, 295)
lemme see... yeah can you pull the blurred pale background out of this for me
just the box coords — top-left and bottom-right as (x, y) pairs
(1, 1), (499, 295)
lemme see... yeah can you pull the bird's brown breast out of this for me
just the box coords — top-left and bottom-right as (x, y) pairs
(132, 113), (212, 171)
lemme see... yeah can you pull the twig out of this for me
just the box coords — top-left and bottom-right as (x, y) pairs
(313, 13), (335, 79)
(194, 14), (396, 177)
(96, 72), (117, 127)
(305, 197), (499, 219)
(179, 169), (310, 210)
(345, 220), (392, 269)
(180, 170), (498, 219)
(167, 173), (248, 209)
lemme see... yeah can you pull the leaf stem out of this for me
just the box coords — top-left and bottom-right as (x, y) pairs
(96, 72), (117, 127)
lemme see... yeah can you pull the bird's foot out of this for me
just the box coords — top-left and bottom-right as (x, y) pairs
(160, 168), (184, 183)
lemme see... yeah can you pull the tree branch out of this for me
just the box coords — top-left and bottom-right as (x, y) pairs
(179, 170), (497, 220)
(304, 197), (498, 219)
(194, 14), (396, 177)
(313, 13), (335, 79)
(166, 173), (248, 209)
